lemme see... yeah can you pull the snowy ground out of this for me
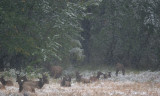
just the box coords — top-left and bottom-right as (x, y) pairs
(0, 70), (160, 96)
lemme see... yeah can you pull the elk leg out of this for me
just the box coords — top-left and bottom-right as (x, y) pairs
(116, 69), (119, 76)
(122, 68), (125, 75)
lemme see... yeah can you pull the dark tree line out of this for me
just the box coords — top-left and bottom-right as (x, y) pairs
(0, 0), (87, 71)
(82, 0), (160, 70)
(0, 0), (160, 71)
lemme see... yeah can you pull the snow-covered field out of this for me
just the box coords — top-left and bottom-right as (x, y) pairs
(0, 70), (160, 96)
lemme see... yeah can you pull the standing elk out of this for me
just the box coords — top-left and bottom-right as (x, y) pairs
(0, 76), (13, 86)
(45, 64), (63, 79)
(115, 63), (125, 76)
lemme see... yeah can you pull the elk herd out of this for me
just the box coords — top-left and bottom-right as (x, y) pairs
(0, 63), (125, 93)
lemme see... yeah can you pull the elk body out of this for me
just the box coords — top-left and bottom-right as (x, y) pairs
(42, 74), (49, 84)
(80, 78), (90, 83)
(46, 64), (63, 79)
(16, 74), (28, 85)
(0, 76), (13, 86)
(19, 77), (45, 93)
(19, 79), (35, 93)
(18, 74), (49, 93)
(61, 75), (71, 87)
(75, 72), (81, 82)
(64, 81), (71, 87)
(0, 84), (5, 90)
(22, 78), (45, 89)
(76, 72), (90, 83)
(115, 63), (125, 76)
(90, 71), (103, 82)
(103, 72), (111, 79)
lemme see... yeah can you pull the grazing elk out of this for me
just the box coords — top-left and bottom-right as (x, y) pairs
(46, 64), (63, 79)
(61, 75), (71, 87)
(115, 63), (125, 76)
(75, 72), (90, 83)
(103, 72), (111, 79)
(0, 76), (13, 86)
(90, 71), (103, 82)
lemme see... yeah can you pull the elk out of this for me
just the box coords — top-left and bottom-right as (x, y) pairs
(16, 74), (28, 85)
(17, 74), (46, 90)
(42, 74), (49, 84)
(46, 64), (63, 79)
(90, 71), (103, 82)
(64, 75), (72, 82)
(80, 77), (90, 83)
(64, 81), (71, 87)
(0, 76), (13, 86)
(22, 77), (45, 89)
(103, 72), (111, 79)
(0, 84), (5, 90)
(75, 72), (90, 83)
(61, 75), (71, 87)
(19, 79), (35, 93)
(115, 63), (125, 76)
(75, 72), (81, 82)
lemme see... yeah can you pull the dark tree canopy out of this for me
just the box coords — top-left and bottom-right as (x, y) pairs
(0, 0), (160, 71)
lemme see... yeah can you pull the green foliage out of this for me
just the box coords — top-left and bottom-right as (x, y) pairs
(25, 66), (35, 73)
(0, 0), (89, 70)
(1, 0), (160, 71)
(1, 69), (17, 78)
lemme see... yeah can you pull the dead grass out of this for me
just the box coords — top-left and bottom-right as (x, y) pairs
(0, 79), (160, 96)
(1, 70), (160, 96)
